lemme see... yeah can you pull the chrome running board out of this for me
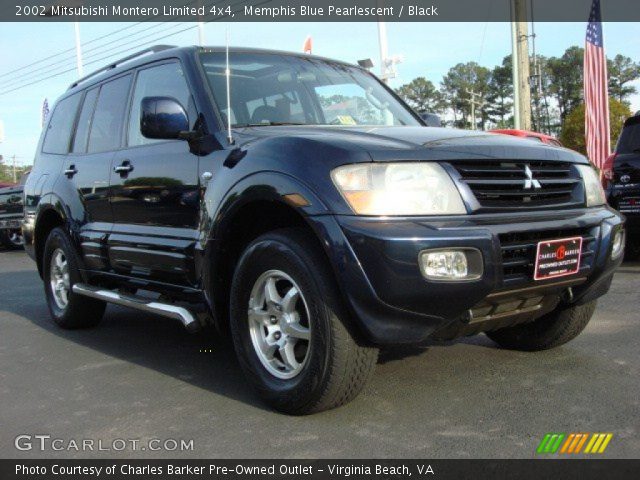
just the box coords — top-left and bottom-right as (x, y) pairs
(72, 283), (200, 333)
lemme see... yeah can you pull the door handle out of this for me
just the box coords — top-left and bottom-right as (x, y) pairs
(114, 161), (134, 175)
(64, 165), (78, 178)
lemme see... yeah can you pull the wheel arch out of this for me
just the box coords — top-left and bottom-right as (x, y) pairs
(33, 197), (68, 278)
(202, 172), (339, 333)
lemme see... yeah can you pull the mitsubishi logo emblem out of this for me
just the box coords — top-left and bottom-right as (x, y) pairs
(524, 165), (542, 190)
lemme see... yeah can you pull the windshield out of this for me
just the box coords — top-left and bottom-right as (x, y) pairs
(199, 52), (420, 128)
(617, 118), (640, 154)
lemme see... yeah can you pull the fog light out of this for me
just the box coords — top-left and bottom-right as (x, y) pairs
(611, 229), (625, 260)
(419, 248), (483, 281)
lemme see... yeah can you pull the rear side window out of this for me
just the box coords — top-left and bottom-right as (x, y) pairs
(617, 118), (640, 154)
(127, 62), (195, 147)
(88, 74), (132, 153)
(42, 93), (82, 154)
(72, 88), (99, 153)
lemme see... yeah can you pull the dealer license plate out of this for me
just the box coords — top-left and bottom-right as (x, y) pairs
(533, 237), (583, 281)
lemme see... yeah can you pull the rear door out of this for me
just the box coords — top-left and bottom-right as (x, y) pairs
(62, 74), (132, 271)
(108, 60), (200, 287)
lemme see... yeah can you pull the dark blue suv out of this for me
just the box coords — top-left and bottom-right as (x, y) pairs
(23, 46), (625, 414)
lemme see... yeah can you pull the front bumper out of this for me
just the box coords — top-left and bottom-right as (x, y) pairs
(311, 206), (624, 345)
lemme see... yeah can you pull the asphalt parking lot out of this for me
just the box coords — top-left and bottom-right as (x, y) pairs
(0, 248), (638, 459)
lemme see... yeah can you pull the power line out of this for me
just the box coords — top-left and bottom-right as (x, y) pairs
(0, 22), (191, 89)
(0, 0), (263, 97)
(0, 0), (203, 83)
(0, 22), (144, 80)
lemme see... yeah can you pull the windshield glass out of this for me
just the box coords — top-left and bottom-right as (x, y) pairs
(617, 118), (640, 154)
(199, 52), (419, 128)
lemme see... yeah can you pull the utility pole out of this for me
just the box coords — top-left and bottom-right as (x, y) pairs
(511, 0), (532, 131)
(74, 22), (84, 77)
(198, 22), (205, 46)
(377, 21), (389, 82)
(11, 155), (16, 183)
(197, 0), (205, 45)
(466, 89), (485, 130)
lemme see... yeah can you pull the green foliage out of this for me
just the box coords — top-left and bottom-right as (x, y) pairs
(547, 46), (585, 123)
(395, 45), (638, 136)
(440, 62), (491, 129)
(559, 98), (631, 155)
(608, 54), (640, 105)
(486, 55), (514, 126)
(395, 77), (443, 114)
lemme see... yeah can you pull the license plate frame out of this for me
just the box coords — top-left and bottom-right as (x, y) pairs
(533, 236), (583, 281)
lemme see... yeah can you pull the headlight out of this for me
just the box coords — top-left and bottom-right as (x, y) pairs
(331, 162), (466, 215)
(577, 164), (606, 207)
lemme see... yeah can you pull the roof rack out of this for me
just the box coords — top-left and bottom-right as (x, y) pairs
(68, 45), (176, 89)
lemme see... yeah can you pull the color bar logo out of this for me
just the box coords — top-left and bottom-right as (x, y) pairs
(536, 433), (613, 454)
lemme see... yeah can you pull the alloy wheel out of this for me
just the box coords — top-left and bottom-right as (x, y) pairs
(247, 270), (311, 379)
(49, 248), (70, 309)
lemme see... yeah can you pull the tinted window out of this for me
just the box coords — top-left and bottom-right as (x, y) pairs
(617, 118), (640, 154)
(88, 75), (132, 153)
(72, 88), (99, 153)
(42, 94), (82, 154)
(128, 62), (194, 146)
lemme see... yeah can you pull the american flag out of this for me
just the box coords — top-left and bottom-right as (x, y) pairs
(584, 0), (610, 170)
(41, 98), (50, 128)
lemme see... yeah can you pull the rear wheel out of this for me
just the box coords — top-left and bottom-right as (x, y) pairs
(1, 229), (23, 250)
(486, 301), (597, 351)
(43, 227), (105, 329)
(230, 228), (378, 415)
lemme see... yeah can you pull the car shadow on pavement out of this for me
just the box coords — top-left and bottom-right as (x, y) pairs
(0, 269), (271, 412)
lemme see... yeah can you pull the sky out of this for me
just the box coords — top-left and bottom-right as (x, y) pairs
(0, 20), (639, 166)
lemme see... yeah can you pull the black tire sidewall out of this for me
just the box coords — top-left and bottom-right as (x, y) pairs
(230, 235), (332, 411)
(42, 227), (95, 326)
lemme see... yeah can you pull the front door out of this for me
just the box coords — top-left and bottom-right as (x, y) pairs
(108, 61), (200, 287)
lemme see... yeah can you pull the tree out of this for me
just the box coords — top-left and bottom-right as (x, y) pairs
(608, 54), (640, 105)
(559, 98), (631, 156)
(440, 62), (491, 129)
(395, 77), (443, 114)
(547, 46), (585, 124)
(486, 55), (513, 127)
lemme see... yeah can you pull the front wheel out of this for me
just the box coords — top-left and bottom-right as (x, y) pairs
(486, 301), (597, 351)
(230, 228), (378, 415)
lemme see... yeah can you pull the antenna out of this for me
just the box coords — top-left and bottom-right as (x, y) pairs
(225, 28), (234, 145)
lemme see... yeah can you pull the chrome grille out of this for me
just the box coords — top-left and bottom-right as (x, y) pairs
(452, 161), (583, 210)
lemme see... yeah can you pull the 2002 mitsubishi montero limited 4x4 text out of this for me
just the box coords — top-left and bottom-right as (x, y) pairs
(23, 46), (625, 414)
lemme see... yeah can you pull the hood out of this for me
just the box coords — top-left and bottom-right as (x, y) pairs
(235, 125), (587, 164)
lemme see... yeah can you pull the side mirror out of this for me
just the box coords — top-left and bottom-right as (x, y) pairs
(419, 112), (442, 127)
(140, 96), (189, 140)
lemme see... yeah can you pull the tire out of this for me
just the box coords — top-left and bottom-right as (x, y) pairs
(230, 228), (378, 415)
(42, 227), (106, 329)
(0, 229), (23, 250)
(486, 300), (597, 351)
